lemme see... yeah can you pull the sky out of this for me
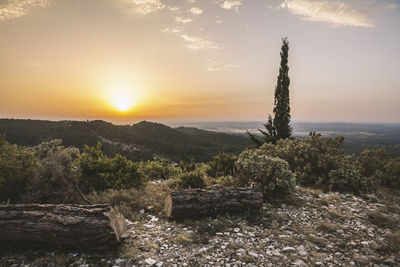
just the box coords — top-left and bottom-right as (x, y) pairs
(0, 0), (399, 124)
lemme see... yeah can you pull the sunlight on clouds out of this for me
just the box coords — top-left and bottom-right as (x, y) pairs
(220, 0), (243, 12)
(162, 26), (183, 34)
(180, 34), (222, 50)
(121, 0), (165, 15)
(207, 60), (236, 71)
(281, 0), (374, 27)
(175, 16), (192, 24)
(0, 0), (50, 21)
(190, 7), (203, 15)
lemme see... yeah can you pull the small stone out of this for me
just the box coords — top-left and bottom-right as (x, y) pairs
(234, 228), (240, 233)
(145, 258), (157, 265)
(292, 259), (305, 266)
(144, 223), (155, 229)
(282, 247), (297, 253)
(336, 229), (344, 234)
(236, 248), (246, 254)
(248, 251), (259, 258)
(140, 209), (145, 214)
(156, 262), (164, 267)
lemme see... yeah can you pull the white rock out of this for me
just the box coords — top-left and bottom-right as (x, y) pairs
(248, 251), (259, 258)
(282, 246), (297, 253)
(292, 259), (305, 266)
(144, 223), (155, 229)
(234, 228), (240, 233)
(236, 248), (246, 254)
(144, 258), (157, 265)
(156, 262), (164, 267)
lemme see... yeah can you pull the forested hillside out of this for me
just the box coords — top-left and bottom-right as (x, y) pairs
(0, 119), (254, 162)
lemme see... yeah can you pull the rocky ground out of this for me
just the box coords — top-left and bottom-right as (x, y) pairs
(1, 186), (399, 266)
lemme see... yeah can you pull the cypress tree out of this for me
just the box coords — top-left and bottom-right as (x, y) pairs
(248, 37), (292, 145)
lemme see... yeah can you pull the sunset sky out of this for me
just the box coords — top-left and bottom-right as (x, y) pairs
(0, 0), (399, 123)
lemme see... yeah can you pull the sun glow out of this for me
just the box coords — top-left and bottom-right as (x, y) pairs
(108, 84), (139, 112)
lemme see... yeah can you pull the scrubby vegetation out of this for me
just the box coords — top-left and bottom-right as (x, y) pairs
(0, 136), (37, 202)
(1, 130), (399, 205)
(236, 148), (295, 200)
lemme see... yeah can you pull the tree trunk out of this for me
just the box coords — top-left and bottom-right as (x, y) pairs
(0, 204), (128, 250)
(165, 186), (263, 220)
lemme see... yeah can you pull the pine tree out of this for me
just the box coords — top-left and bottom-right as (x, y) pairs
(248, 37), (292, 145)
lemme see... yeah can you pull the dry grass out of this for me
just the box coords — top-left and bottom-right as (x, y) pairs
(316, 221), (340, 234)
(173, 232), (194, 245)
(305, 234), (326, 247)
(387, 230), (400, 253)
(367, 210), (396, 229)
(86, 183), (170, 220)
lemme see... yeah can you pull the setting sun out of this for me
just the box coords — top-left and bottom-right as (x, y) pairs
(108, 85), (139, 112)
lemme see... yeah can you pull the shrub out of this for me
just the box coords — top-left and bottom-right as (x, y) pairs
(328, 156), (370, 193)
(23, 140), (81, 203)
(0, 136), (38, 202)
(179, 158), (196, 172)
(139, 160), (181, 181)
(358, 149), (390, 178)
(78, 143), (142, 192)
(206, 153), (237, 177)
(214, 175), (237, 187)
(172, 171), (205, 189)
(375, 158), (400, 189)
(259, 132), (345, 188)
(235, 148), (295, 200)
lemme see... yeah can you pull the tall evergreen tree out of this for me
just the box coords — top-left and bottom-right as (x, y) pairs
(248, 37), (292, 145)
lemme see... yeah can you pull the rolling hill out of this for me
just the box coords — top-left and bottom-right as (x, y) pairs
(0, 119), (254, 162)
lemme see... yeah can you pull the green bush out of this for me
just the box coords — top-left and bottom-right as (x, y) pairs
(78, 143), (142, 192)
(22, 140), (81, 203)
(179, 158), (196, 172)
(235, 148), (295, 200)
(358, 149), (390, 179)
(173, 171), (205, 189)
(0, 136), (38, 202)
(378, 158), (400, 189)
(206, 153), (237, 177)
(259, 132), (345, 189)
(139, 160), (181, 181)
(328, 156), (370, 193)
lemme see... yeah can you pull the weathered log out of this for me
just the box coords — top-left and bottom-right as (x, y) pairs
(0, 204), (128, 250)
(165, 186), (263, 220)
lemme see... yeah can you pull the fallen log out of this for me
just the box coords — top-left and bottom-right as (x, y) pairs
(0, 204), (128, 250)
(165, 185), (263, 220)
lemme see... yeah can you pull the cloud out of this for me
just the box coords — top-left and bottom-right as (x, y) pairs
(220, 0), (243, 12)
(121, 0), (165, 15)
(180, 34), (222, 50)
(207, 60), (236, 71)
(162, 26), (183, 34)
(190, 7), (203, 15)
(0, 0), (50, 21)
(281, 0), (375, 27)
(175, 16), (192, 24)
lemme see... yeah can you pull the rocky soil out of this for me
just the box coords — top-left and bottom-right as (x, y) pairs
(1, 187), (399, 266)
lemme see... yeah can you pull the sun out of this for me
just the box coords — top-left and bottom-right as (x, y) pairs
(112, 95), (132, 112)
(108, 85), (138, 112)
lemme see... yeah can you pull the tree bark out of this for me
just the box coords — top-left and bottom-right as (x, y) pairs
(165, 185), (263, 220)
(0, 204), (128, 250)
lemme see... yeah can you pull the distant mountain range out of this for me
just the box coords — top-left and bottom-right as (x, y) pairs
(0, 119), (255, 162)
